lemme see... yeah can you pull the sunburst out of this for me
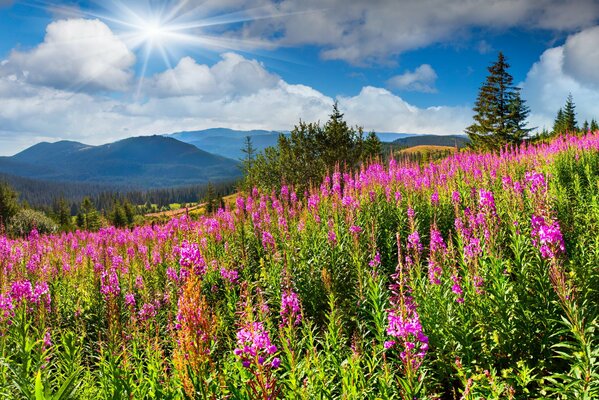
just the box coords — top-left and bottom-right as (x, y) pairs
(20, 0), (305, 97)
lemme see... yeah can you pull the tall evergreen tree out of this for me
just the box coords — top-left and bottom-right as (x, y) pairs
(53, 197), (73, 231)
(553, 108), (565, 135)
(0, 182), (20, 228)
(204, 182), (217, 214)
(582, 120), (590, 132)
(77, 197), (101, 231)
(562, 93), (577, 133)
(591, 119), (599, 132)
(240, 136), (256, 190)
(363, 131), (382, 159)
(465, 52), (531, 150)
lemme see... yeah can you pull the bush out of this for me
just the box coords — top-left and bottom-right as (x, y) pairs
(7, 209), (58, 237)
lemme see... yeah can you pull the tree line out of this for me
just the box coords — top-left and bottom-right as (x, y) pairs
(465, 52), (597, 149)
(241, 102), (381, 193)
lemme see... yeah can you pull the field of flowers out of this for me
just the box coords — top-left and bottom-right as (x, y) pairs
(1, 133), (599, 399)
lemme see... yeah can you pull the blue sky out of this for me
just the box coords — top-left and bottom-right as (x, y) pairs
(1, 0), (599, 155)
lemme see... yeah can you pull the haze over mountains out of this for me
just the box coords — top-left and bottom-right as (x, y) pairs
(0, 135), (241, 189)
(169, 128), (421, 160)
(0, 130), (467, 196)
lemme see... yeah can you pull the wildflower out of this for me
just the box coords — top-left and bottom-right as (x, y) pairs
(349, 225), (362, 235)
(280, 290), (302, 327)
(431, 190), (439, 206)
(369, 252), (381, 268)
(407, 231), (423, 253)
(531, 215), (565, 259)
(124, 293), (136, 308)
(327, 230), (337, 245)
(178, 242), (206, 276)
(234, 321), (279, 369)
(220, 267), (239, 284)
(451, 275), (464, 303)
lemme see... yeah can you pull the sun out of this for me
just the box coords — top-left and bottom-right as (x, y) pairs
(141, 21), (167, 42)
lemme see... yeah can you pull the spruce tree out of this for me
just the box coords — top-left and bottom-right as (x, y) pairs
(466, 52), (531, 150)
(562, 94), (577, 133)
(591, 119), (599, 132)
(240, 136), (256, 190)
(582, 120), (590, 132)
(0, 182), (20, 228)
(553, 108), (565, 135)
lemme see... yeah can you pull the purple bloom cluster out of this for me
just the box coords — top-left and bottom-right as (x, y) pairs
(10, 280), (51, 310)
(220, 267), (239, 283)
(234, 322), (280, 369)
(100, 269), (120, 299)
(531, 215), (566, 259)
(385, 267), (429, 369)
(280, 290), (301, 327)
(178, 241), (206, 276)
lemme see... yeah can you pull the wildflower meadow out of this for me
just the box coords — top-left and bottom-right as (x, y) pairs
(1, 133), (599, 399)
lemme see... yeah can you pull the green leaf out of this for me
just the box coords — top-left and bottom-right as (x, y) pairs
(35, 370), (45, 400)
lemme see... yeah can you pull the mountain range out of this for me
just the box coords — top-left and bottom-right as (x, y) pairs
(168, 128), (417, 160)
(0, 130), (468, 194)
(0, 135), (241, 189)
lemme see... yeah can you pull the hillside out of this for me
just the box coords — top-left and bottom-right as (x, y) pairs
(2, 133), (598, 398)
(1, 136), (241, 188)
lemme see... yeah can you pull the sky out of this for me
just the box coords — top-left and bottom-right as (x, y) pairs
(1, 0), (599, 155)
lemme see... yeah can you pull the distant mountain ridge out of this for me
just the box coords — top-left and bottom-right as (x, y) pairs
(168, 128), (427, 160)
(0, 136), (241, 189)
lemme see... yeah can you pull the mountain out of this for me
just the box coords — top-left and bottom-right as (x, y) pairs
(169, 128), (416, 160)
(389, 134), (469, 149)
(169, 128), (285, 160)
(1, 136), (241, 189)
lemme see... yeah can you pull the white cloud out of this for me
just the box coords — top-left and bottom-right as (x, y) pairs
(147, 53), (279, 98)
(230, 0), (599, 64)
(562, 26), (599, 86)
(339, 87), (471, 134)
(387, 64), (438, 93)
(0, 52), (472, 155)
(1, 18), (135, 92)
(521, 25), (599, 130)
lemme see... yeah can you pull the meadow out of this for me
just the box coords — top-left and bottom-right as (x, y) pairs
(0, 133), (598, 399)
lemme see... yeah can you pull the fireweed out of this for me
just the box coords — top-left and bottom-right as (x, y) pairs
(0, 133), (597, 397)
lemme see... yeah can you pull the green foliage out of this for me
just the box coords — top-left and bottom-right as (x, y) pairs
(466, 52), (532, 150)
(0, 181), (20, 229)
(7, 209), (58, 237)
(246, 102), (381, 192)
(76, 197), (102, 231)
(553, 94), (578, 135)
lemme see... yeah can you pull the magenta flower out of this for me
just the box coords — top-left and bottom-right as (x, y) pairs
(280, 290), (302, 327)
(234, 321), (279, 369)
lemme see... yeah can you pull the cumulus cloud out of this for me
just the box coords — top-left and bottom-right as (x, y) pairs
(0, 51), (472, 155)
(1, 18), (135, 92)
(227, 0), (599, 64)
(521, 25), (599, 130)
(387, 64), (438, 93)
(147, 53), (279, 98)
(562, 26), (599, 86)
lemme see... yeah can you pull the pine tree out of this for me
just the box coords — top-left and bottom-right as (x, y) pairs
(562, 94), (577, 133)
(591, 119), (599, 132)
(363, 131), (382, 160)
(53, 197), (73, 231)
(240, 136), (256, 190)
(553, 108), (565, 135)
(0, 182), (20, 228)
(77, 197), (101, 231)
(205, 182), (216, 214)
(582, 120), (590, 132)
(466, 52), (531, 150)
